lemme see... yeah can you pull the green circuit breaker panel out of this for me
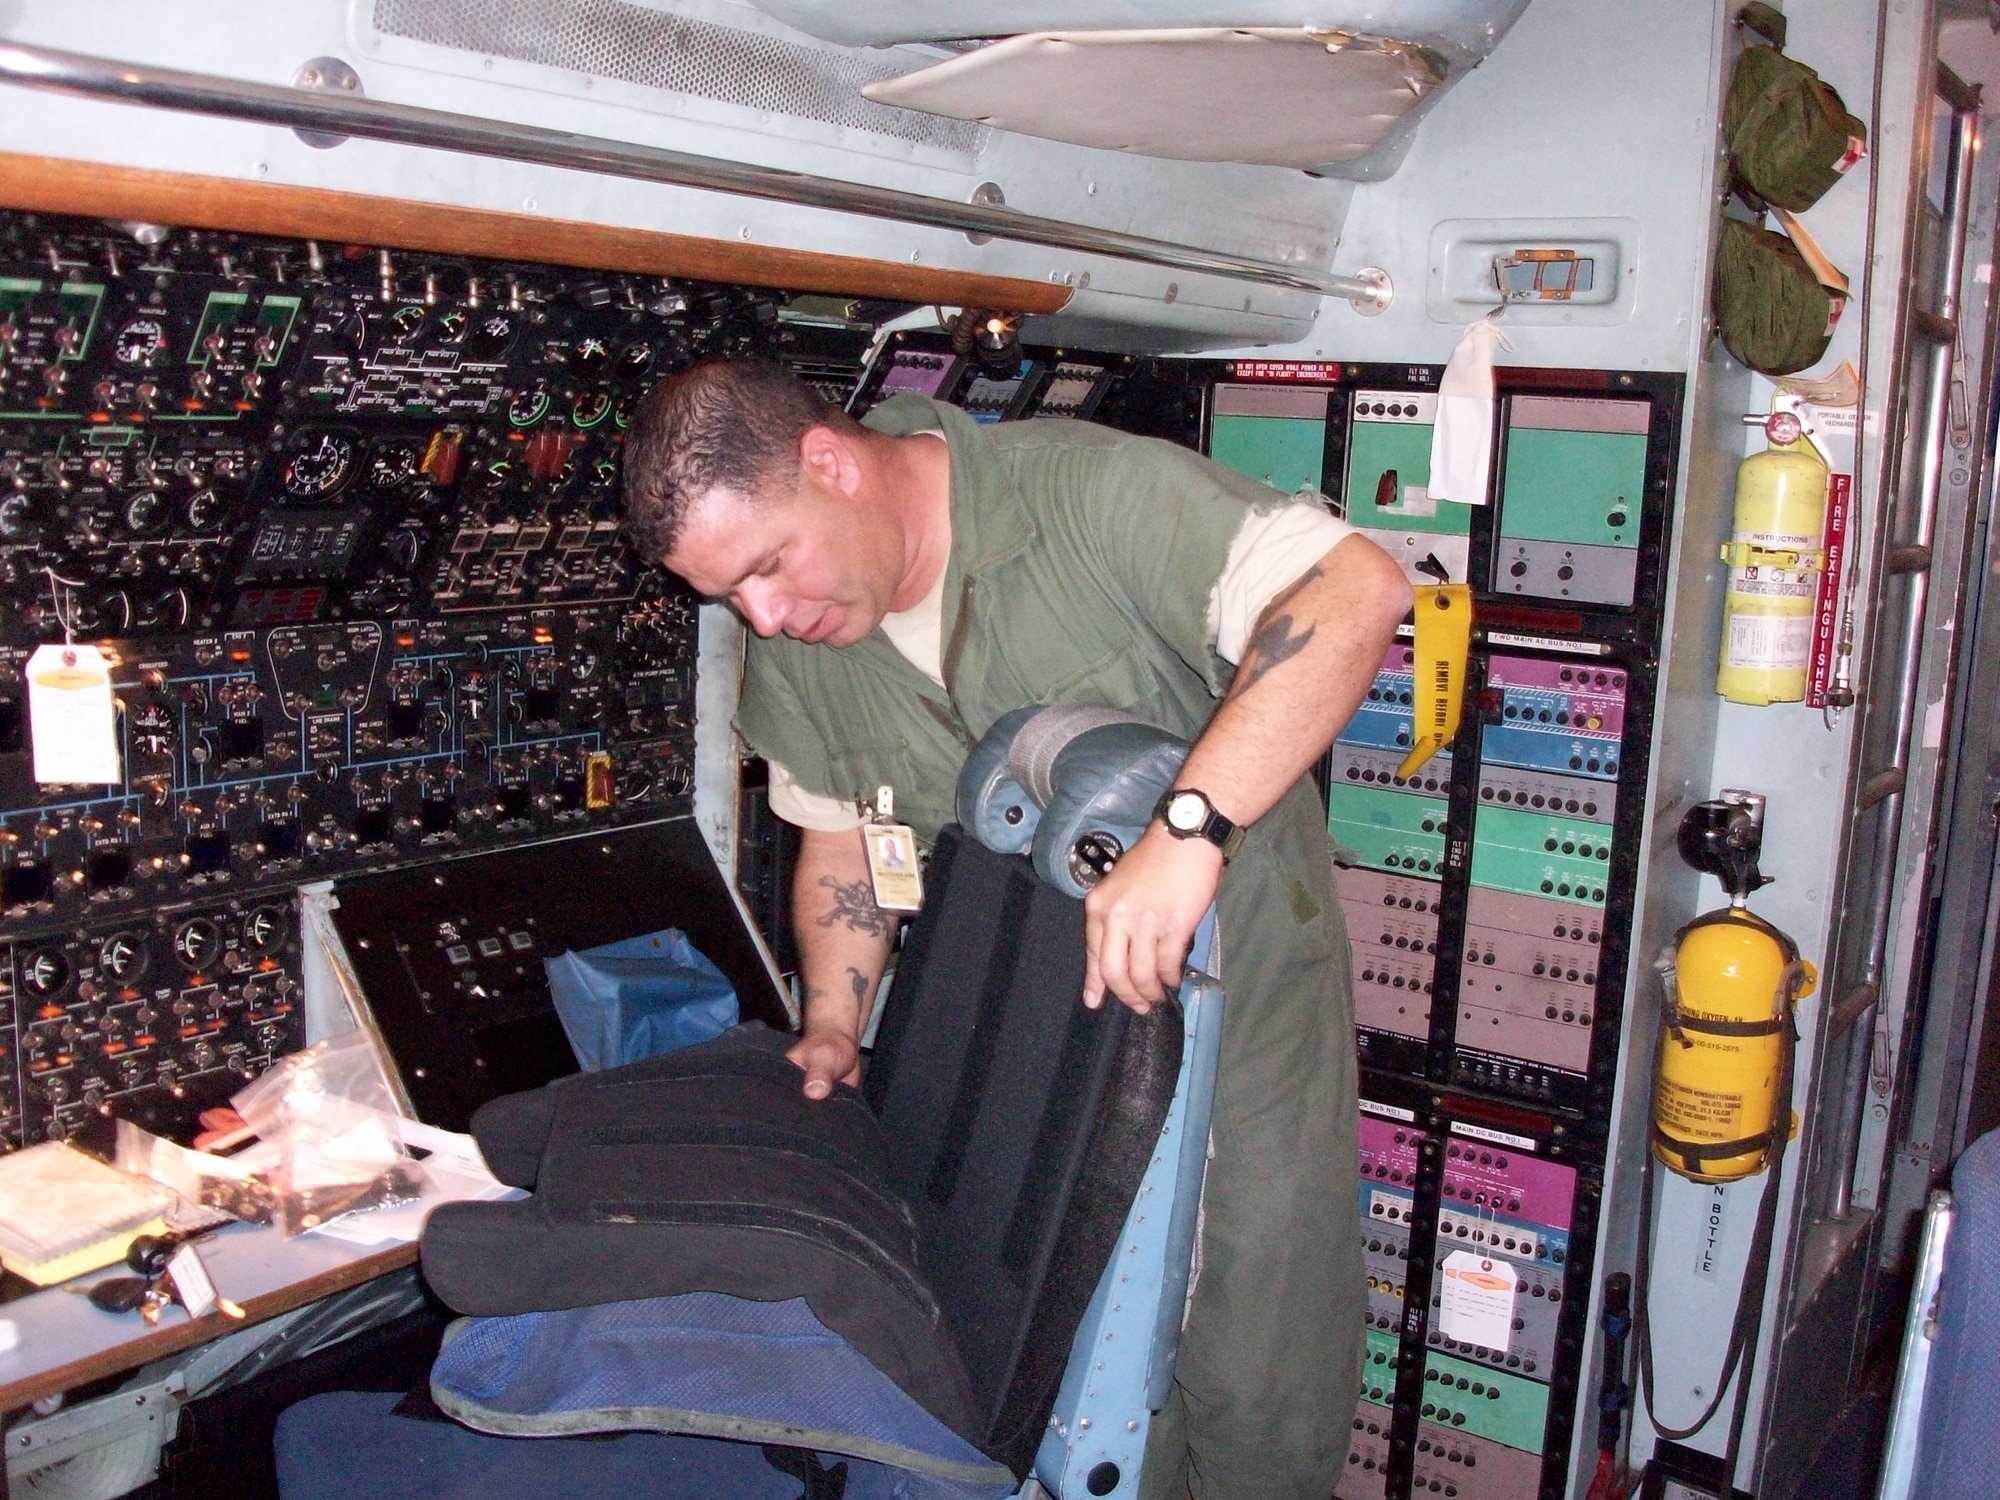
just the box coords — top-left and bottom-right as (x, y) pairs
(1209, 383), (1327, 497)
(1343, 390), (1473, 536)
(1327, 783), (1449, 878)
(1492, 394), (1650, 607)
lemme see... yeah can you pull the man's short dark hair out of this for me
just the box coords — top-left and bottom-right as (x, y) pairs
(622, 357), (859, 563)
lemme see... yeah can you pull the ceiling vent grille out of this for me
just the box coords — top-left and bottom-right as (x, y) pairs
(370, 0), (981, 153)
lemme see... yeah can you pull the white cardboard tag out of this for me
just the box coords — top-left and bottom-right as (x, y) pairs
(165, 1242), (218, 1318)
(26, 644), (120, 785)
(1438, 1248), (1518, 1351)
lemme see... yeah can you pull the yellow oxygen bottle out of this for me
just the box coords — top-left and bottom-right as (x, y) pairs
(1651, 907), (1813, 1183)
(1716, 407), (1830, 705)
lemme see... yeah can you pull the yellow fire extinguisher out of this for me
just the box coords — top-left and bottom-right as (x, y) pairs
(1716, 405), (1831, 706)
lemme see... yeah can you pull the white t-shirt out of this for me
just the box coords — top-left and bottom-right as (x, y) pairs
(765, 495), (1356, 832)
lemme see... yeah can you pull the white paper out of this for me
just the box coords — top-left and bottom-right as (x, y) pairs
(1427, 315), (1513, 507)
(166, 1242), (219, 1318)
(26, 644), (120, 785)
(1437, 1248), (1518, 1351)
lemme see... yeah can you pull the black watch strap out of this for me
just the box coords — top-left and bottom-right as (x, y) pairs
(1155, 787), (1247, 860)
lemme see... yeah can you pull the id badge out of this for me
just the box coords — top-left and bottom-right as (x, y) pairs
(862, 786), (923, 912)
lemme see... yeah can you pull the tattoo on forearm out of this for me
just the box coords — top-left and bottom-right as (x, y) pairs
(847, 967), (871, 1003)
(814, 875), (892, 936)
(1232, 562), (1324, 696)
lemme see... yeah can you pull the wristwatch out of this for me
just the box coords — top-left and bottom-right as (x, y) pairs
(1154, 787), (1247, 860)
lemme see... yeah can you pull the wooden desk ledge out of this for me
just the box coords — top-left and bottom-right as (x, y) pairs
(0, 152), (1073, 313)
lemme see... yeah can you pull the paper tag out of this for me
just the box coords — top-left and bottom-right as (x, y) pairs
(864, 822), (923, 912)
(26, 644), (120, 785)
(1438, 1249), (1518, 1351)
(165, 1242), (218, 1318)
(1396, 583), (1471, 779)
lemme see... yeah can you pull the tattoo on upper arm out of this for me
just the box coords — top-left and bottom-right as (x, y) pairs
(815, 875), (892, 936)
(1234, 561), (1326, 695)
(1233, 561), (1324, 695)
(848, 967), (871, 1003)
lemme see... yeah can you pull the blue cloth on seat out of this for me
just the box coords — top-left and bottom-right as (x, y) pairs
(429, 1290), (1016, 1500)
(1911, 1126), (2000, 1500)
(275, 1391), (807, 1500)
(544, 928), (739, 1070)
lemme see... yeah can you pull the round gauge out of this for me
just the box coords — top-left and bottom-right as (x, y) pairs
(113, 317), (169, 368)
(184, 488), (227, 532)
(589, 456), (620, 490)
(129, 702), (175, 756)
(367, 443), (420, 491)
(243, 905), (287, 953)
(98, 932), (148, 984)
(387, 305), (428, 343)
(281, 433), (357, 500)
(570, 336), (610, 377)
(99, 590), (134, 633)
(507, 385), (551, 429)
(570, 391), (613, 430)
(467, 313), (516, 362)
(122, 490), (169, 535)
(0, 494), (33, 538)
(616, 341), (654, 380)
(434, 309), (468, 344)
(171, 917), (221, 971)
(332, 310), (368, 358)
(20, 947), (70, 997)
(480, 457), (514, 489)
(139, 587), (190, 631)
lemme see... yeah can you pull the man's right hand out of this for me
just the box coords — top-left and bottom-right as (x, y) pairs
(787, 1025), (862, 1100)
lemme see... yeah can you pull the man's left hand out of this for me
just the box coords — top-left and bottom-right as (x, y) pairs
(1082, 823), (1223, 1013)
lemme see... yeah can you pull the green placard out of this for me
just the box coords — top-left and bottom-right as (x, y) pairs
(1327, 784), (1448, 878)
(1210, 413), (1324, 497)
(1421, 1351), (1550, 1453)
(1470, 805), (1612, 905)
(1498, 427), (1646, 549)
(1344, 419), (1472, 536)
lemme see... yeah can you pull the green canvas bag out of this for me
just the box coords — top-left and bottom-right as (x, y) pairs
(1713, 216), (1845, 376)
(1724, 13), (1868, 212)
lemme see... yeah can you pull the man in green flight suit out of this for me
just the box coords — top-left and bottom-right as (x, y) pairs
(624, 357), (1411, 1500)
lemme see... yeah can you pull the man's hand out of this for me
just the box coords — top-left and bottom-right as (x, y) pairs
(1083, 822), (1223, 1012)
(787, 1022), (862, 1100)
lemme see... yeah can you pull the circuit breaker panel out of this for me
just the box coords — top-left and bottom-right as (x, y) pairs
(1202, 360), (1680, 1500)
(0, 211), (872, 1154)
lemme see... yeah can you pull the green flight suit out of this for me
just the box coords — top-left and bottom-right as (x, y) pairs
(736, 394), (1362, 1499)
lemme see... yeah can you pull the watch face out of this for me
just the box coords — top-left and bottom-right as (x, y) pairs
(1165, 791), (1206, 832)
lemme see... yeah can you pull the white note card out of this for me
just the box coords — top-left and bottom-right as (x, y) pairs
(26, 644), (120, 786)
(1437, 1249), (1519, 1352)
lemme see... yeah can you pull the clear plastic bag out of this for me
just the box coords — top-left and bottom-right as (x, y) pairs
(228, 1031), (427, 1233)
